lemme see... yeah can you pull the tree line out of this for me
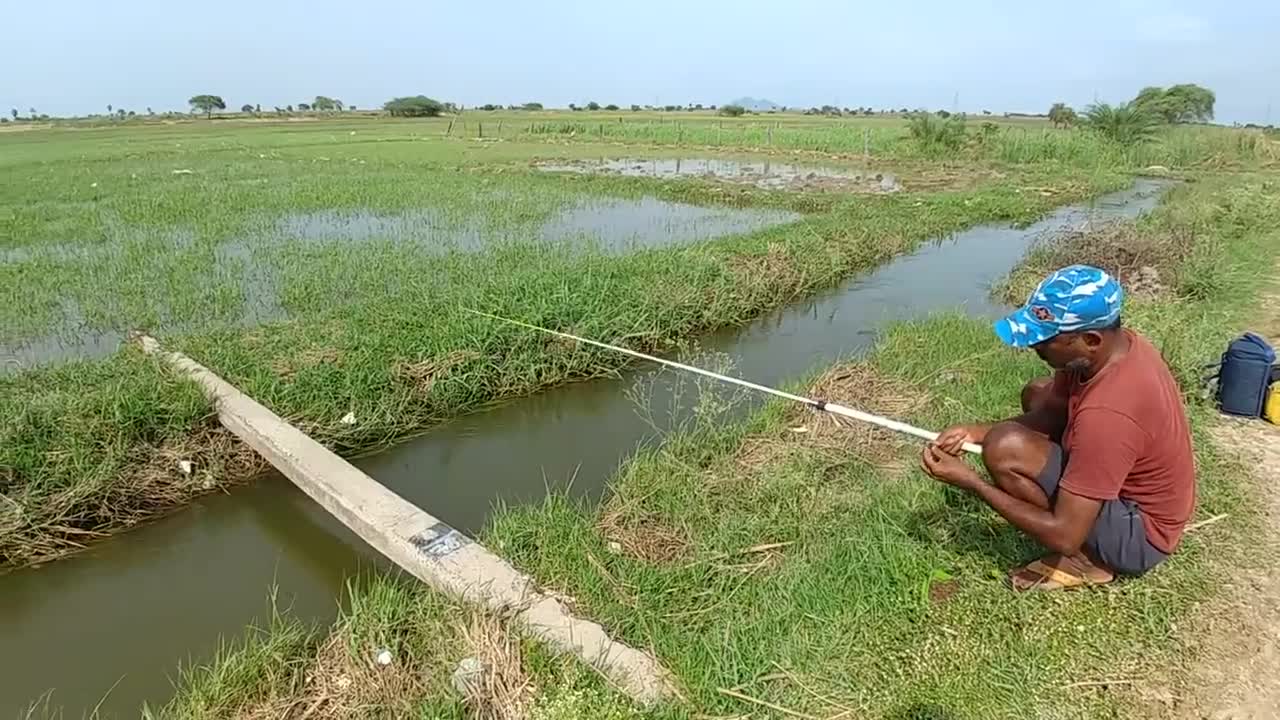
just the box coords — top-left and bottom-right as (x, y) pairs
(1045, 83), (1216, 141)
(187, 94), (357, 118)
(0, 83), (1227, 131)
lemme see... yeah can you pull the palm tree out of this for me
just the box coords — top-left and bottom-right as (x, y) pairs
(1084, 102), (1159, 144)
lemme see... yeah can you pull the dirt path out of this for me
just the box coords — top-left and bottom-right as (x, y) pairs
(1173, 276), (1280, 719)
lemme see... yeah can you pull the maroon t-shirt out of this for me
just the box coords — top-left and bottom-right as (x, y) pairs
(1052, 330), (1197, 553)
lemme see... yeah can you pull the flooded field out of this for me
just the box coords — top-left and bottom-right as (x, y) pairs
(535, 157), (903, 192)
(274, 197), (798, 251)
(1, 196), (798, 372)
(0, 180), (1170, 715)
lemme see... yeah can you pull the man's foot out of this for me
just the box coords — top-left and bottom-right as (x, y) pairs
(1009, 553), (1115, 591)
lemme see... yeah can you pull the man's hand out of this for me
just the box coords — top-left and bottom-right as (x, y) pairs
(933, 424), (985, 456)
(921, 444), (983, 490)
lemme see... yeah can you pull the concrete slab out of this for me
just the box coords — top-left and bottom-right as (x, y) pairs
(139, 336), (677, 706)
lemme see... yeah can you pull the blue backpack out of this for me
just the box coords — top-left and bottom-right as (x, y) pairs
(1210, 332), (1277, 417)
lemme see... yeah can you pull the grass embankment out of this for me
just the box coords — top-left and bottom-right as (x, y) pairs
(0, 122), (1127, 568)
(157, 173), (1280, 717)
(519, 115), (1278, 168)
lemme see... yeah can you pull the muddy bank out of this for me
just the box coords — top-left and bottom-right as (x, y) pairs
(534, 157), (903, 193)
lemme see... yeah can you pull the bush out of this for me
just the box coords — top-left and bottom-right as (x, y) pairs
(585, 101), (600, 111)
(1084, 102), (1159, 144)
(1048, 102), (1078, 128)
(604, 104), (619, 111)
(907, 112), (967, 151)
(521, 102), (543, 111)
(383, 96), (445, 117)
(718, 104), (746, 117)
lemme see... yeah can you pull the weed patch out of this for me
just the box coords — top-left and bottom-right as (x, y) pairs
(454, 612), (537, 720)
(999, 220), (1192, 303)
(597, 502), (691, 565)
(161, 576), (642, 720)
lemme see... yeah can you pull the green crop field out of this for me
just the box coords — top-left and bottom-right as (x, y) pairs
(3, 114), (1188, 567)
(4, 110), (1280, 717)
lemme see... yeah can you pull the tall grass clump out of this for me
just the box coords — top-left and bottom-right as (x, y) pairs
(1083, 102), (1160, 145)
(906, 112), (967, 153)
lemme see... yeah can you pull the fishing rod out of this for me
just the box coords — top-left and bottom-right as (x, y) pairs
(464, 309), (982, 456)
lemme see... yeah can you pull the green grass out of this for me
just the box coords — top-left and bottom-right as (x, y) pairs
(521, 115), (1276, 168)
(1, 119), (1136, 567)
(153, 574), (646, 720)
(158, 168), (1280, 718)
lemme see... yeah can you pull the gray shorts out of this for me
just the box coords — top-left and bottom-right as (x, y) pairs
(1037, 444), (1169, 576)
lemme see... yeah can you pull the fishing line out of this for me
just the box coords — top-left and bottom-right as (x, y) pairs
(465, 309), (982, 455)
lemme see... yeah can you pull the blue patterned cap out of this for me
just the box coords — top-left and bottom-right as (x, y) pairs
(995, 264), (1124, 347)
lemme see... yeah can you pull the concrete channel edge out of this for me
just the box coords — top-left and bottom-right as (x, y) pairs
(138, 336), (677, 707)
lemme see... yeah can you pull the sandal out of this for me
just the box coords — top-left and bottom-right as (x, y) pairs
(1010, 554), (1114, 592)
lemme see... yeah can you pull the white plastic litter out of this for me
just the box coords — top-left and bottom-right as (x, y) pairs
(340, 412), (357, 425)
(450, 656), (486, 696)
(178, 460), (194, 475)
(375, 648), (393, 666)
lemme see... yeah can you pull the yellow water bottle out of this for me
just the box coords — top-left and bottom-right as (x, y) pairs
(1265, 382), (1280, 425)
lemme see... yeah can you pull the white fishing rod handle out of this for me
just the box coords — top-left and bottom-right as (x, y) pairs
(820, 402), (983, 456)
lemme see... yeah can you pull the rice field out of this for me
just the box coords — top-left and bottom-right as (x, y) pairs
(6, 110), (1280, 717)
(1, 115), (1150, 567)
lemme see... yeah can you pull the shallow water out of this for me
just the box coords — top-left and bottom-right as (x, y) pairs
(535, 157), (902, 192)
(0, 180), (1170, 716)
(1, 197), (798, 373)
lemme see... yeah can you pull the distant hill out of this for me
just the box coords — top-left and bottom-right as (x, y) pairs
(727, 97), (781, 112)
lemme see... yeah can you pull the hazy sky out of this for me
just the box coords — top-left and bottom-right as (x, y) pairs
(4, 1), (1277, 124)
